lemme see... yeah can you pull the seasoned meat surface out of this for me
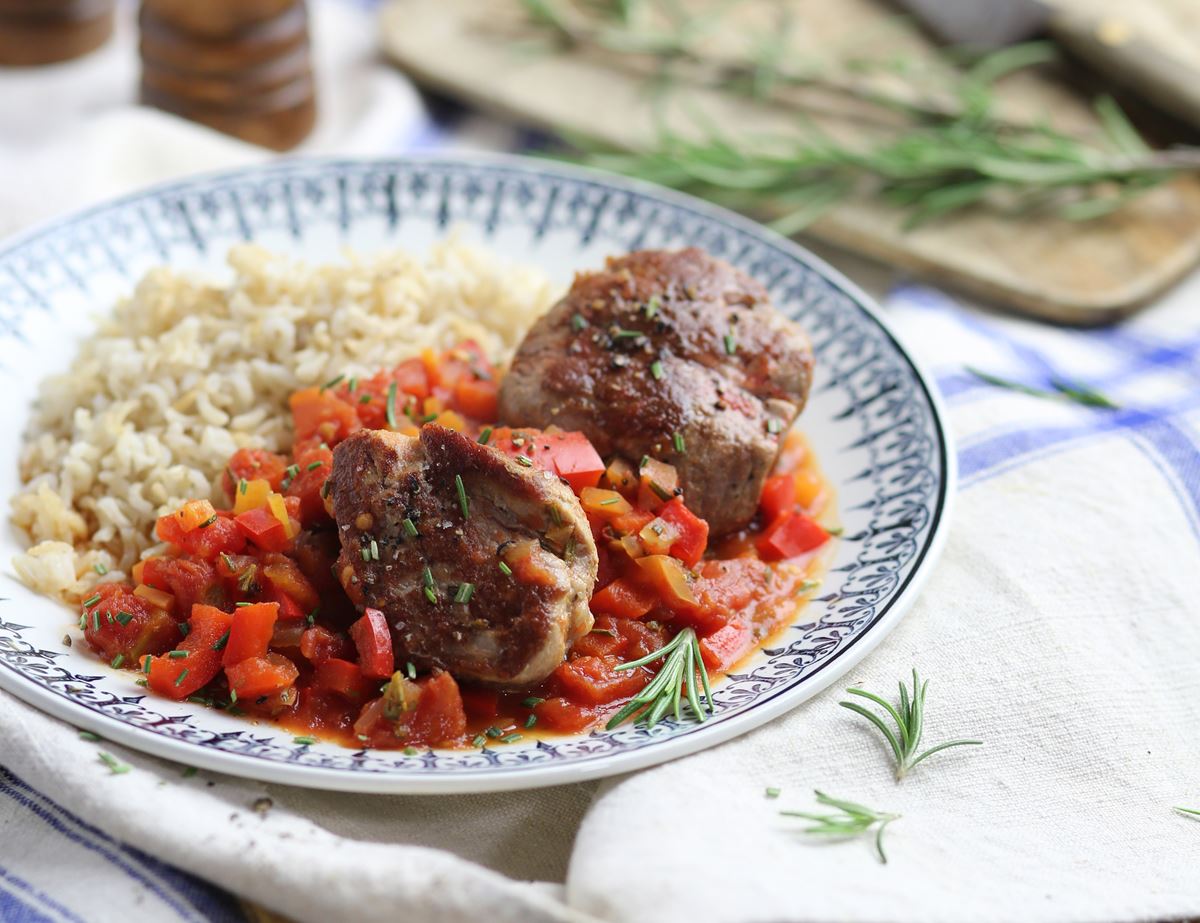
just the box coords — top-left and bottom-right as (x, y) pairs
(498, 248), (814, 536)
(328, 425), (597, 687)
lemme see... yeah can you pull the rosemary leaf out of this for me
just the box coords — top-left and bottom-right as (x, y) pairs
(782, 790), (900, 863)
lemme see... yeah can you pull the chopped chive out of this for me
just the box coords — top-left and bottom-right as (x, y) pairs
(455, 473), (470, 519)
(401, 517), (418, 538)
(826, 526), (844, 537)
(306, 460), (324, 471)
(765, 786), (781, 799)
(238, 479), (248, 495)
(522, 696), (544, 708)
(348, 376), (358, 393)
(419, 413), (438, 424)
(167, 651), (188, 659)
(386, 381), (398, 429)
(478, 426), (493, 446)
(548, 505), (563, 527)
(359, 394), (372, 404)
(403, 746), (419, 756)
(454, 583), (475, 604)
(406, 661), (417, 680)
(672, 431), (686, 454)
(305, 608), (317, 627)
(613, 328), (642, 339)
(485, 726), (504, 739)
(645, 294), (661, 318)
(115, 611), (133, 626)
(423, 565), (434, 588)
(571, 313), (587, 332)
(142, 657), (152, 674)
(472, 734), (487, 747)
(294, 736), (317, 746)
(650, 360), (665, 381)
(321, 479), (333, 498)
(599, 496), (621, 506)
(515, 455), (533, 467)
(498, 560), (513, 576)
(501, 733), (522, 744)
(424, 586), (437, 604)
(285, 464), (300, 479)
(110, 654), (125, 669)
(235, 601), (253, 607)
(98, 752), (130, 775)
(649, 480), (674, 502)
(639, 454), (650, 470)
(212, 630), (230, 651)
(590, 628), (619, 638)
(767, 418), (781, 434)
(524, 714), (538, 728)
(178, 622), (190, 637)
(197, 514), (218, 529)
(371, 539), (381, 560)
(173, 669), (189, 687)
(798, 578), (822, 592)
(724, 333), (737, 356)
(79, 613), (86, 630)
(320, 374), (345, 391)
(230, 690), (238, 704)
(94, 562), (108, 576)
(79, 730), (100, 742)
(182, 766), (198, 778)
(82, 594), (101, 608)
(361, 547), (371, 562)
(92, 612), (100, 631)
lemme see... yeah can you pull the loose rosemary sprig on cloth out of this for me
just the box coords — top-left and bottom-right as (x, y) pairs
(1176, 807), (1200, 819)
(781, 791), (901, 864)
(966, 367), (1119, 409)
(605, 627), (713, 729)
(841, 669), (982, 780)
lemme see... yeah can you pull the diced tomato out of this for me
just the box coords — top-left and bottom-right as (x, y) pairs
(618, 618), (671, 661)
(756, 511), (829, 561)
(451, 375), (498, 421)
(158, 511), (246, 559)
(285, 444), (333, 527)
(657, 498), (709, 567)
(234, 506), (290, 552)
(259, 554), (319, 611)
(532, 696), (596, 733)
(81, 584), (180, 663)
(695, 558), (767, 614)
(403, 671), (467, 745)
(486, 428), (604, 495)
(225, 652), (299, 699)
(698, 621), (755, 672)
(553, 655), (649, 706)
(144, 604), (233, 700)
(222, 448), (289, 497)
(221, 602), (278, 667)
(299, 625), (356, 664)
(458, 685), (500, 720)
(348, 608), (394, 679)
(591, 578), (657, 619)
(571, 615), (625, 657)
(265, 586), (305, 621)
(289, 386), (361, 446)
(313, 658), (376, 701)
(759, 473), (797, 524)
(141, 557), (226, 616)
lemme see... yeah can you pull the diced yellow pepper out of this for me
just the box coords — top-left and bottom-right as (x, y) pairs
(580, 486), (633, 517)
(133, 583), (175, 613)
(233, 478), (272, 515)
(267, 492), (296, 539)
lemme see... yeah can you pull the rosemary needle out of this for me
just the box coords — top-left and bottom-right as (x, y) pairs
(966, 367), (1119, 409)
(782, 790), (900, 864)
(840, 669), (982, 780)
(605, 627), (713, 729)
(1176, 807), (1200, 819)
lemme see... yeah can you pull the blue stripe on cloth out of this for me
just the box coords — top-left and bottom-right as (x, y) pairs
(0, 864), (78, 923)
(0, 885), (56, 923)
(0, 769), (245, 923)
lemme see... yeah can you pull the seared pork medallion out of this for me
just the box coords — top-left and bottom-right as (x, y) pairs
(498, 248), (814, 536)
(328, 424), (598, 687)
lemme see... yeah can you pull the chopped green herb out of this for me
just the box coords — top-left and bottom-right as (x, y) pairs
(548, 504), (563, 527)
(639, 455), (650, 470)
(525, 714), (538, 729)
(613, 328), (642, 339)
(672, 431), (686, 454)
(515, 455), (533, 467)
(454, 583), (475, 604)
(386, 381), (398, 429)
(306, 460), (324, 471)
(167, 650), (189, 659)
(182, 766), (198, 778)
(239, 479), (248, 495)
(650, 360), (665, 381)
(212, 630), (230, 651)
(348, 376), (358, 393)
(645, 294), (661, 318)
(92, 611), (100, 632)
(765, 786), (781, 799)
(478, 426), (493, 445)
(320, 374), (345, 391)
(498, 560), (513, 576)
(360, 547), (372, 562)
(294, 735), (317, 746)
(173, 669), (189, 687)
(199, 513), (219, 529)
(472, 734), (487, 747)
(826, 526), (844, 537)
(724, 333), (737, 355)
(485, 726), (504, 739)
(78, 730), (100, 742)
(82, 594), (101, 608)
(110, 654), (125, 669)
(235, 601), (253, 607)
(455, 474), (470, 519)
(501, 733), (522, 744)
(406, 661), (417, 680)
(229, 690), (238, 704)
(571, 313), (587, 332)
(767, 419), (782, 435)
(424, 586), (438, 604)
(94, 562), (109, 576)
(98, 752), (130, 775)
(423, 565), (434, 588)
(285, 464), (300, 480)
(403, 746), (419, 756)
(142, 657), (152, 674)
(115, 611), (133, 626)
(401, 517), (419, 538)
(590, 628), (619, 638)
(599, 496), (621, 506)
(522, 696), (545, 708)
(135, 678), (148, 687)
(359, 394), (372, 404)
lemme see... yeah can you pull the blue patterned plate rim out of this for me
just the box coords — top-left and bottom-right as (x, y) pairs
(0, 153), (955, 793)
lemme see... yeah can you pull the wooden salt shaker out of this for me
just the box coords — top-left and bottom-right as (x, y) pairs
(139, 0), (315, 151)
(0, 0), (115, 66)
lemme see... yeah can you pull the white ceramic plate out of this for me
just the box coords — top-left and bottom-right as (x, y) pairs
(0, 154), (954, 793)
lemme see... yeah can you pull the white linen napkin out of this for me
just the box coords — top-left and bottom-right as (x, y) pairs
(2, 3), (1199, 921)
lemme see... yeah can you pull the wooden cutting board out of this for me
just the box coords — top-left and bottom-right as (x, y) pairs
(379, 0), (1200, 324)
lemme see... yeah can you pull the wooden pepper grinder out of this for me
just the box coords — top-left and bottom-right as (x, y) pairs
(0, 0), (115, 66)
(139, 0), (315, 151)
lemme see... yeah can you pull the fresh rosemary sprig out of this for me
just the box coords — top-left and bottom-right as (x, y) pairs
(781, 790), (900, 864)
(841, 669), (982, 780)
(966, 367), (1119, 409)
(605, 627), (713, 729)
(1176, 806), (1200, 819)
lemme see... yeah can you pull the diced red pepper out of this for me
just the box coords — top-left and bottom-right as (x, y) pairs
(266, 586), (306, 622)
(756, 511), (829, 561)
(82, 584), (180, 663)
(656, 498), (709, 567)
(225, 652), (299, 699)
(553, 655), (649, 706)
(532, 696), (596, 733)
(590, 578), (657, 619)
(313, 658), (376, 701)
(144, 604), (233, 700)
(299, 625), (355, 664)
(234, 506), (290, 552)
(348, 608), (394, 679)
(759, 473), (797, 525)
(698, 621), (755, 672)
(221, 601), (279, 667)
(259, 554), (319, 611)
(141, 557), (226, 617)
(451, 376), (499, 421)
(486, 428), (604, 495)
